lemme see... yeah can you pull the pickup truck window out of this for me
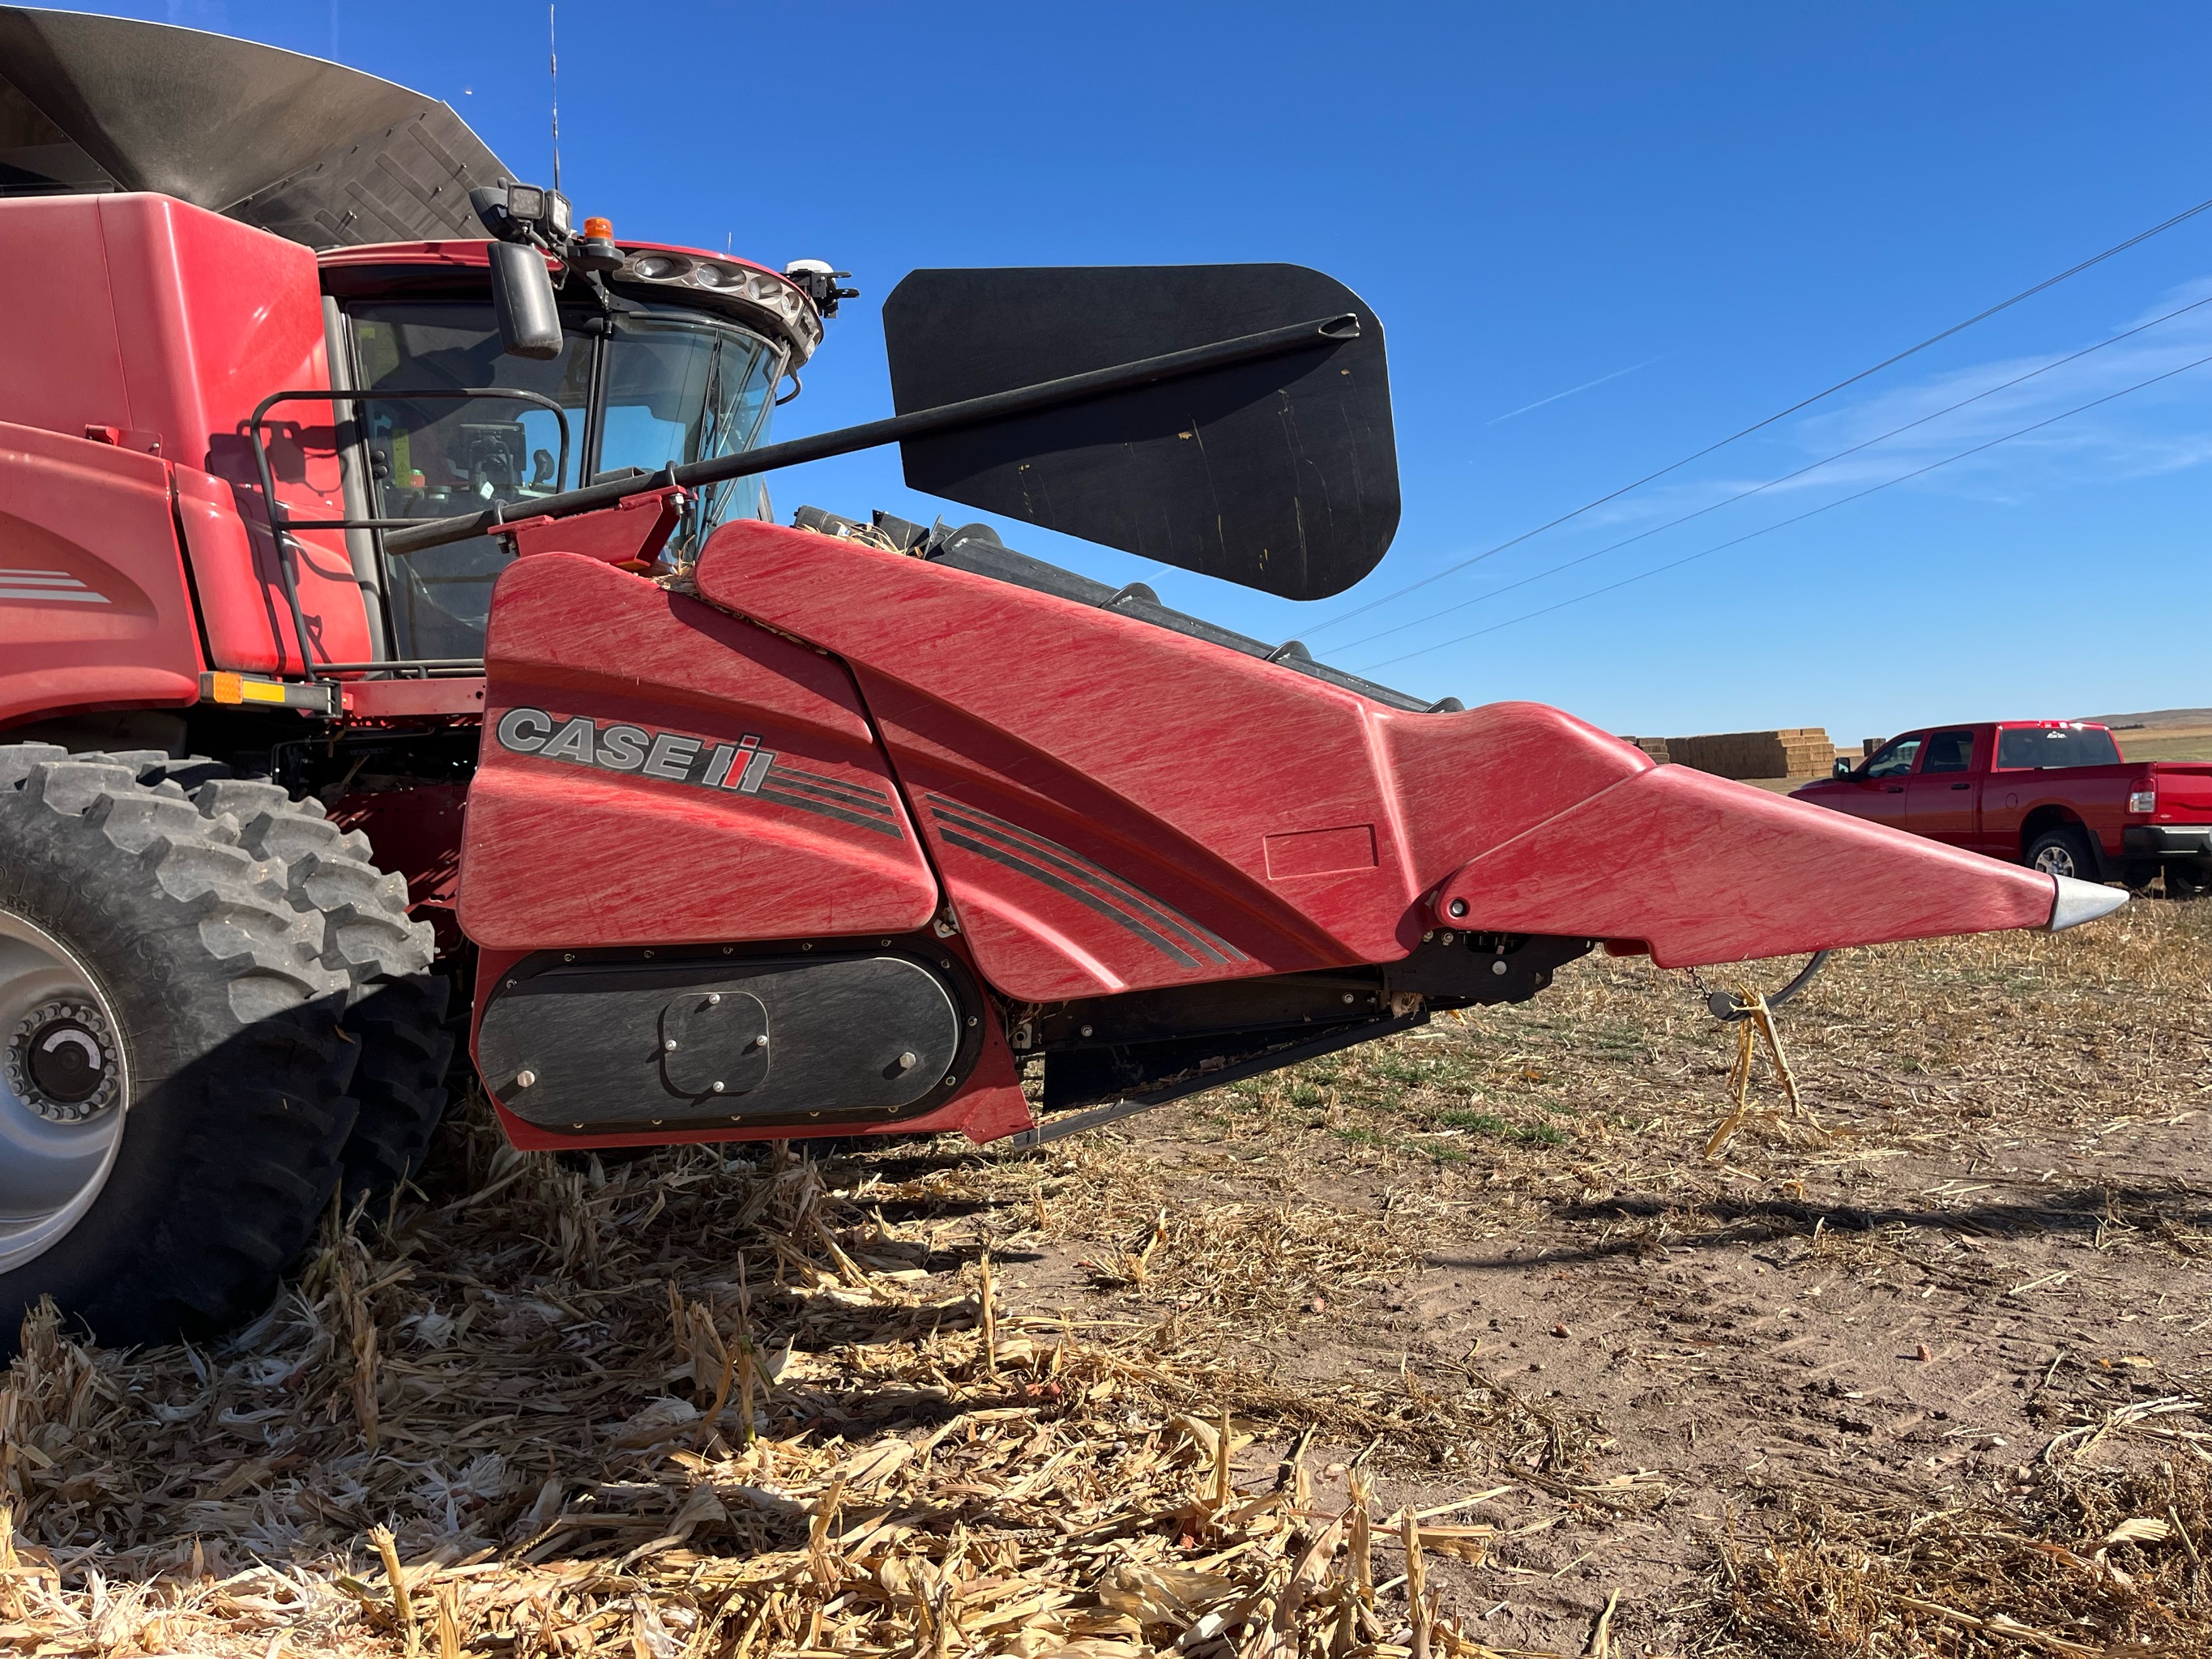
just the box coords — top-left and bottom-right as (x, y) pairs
(1923, 729), (1975, 773)
(1865, 735), (1924, 778)
(1996, 726), (2120, 770)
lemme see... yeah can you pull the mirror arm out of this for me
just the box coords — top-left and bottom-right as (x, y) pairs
(382, 312), (1360, 557)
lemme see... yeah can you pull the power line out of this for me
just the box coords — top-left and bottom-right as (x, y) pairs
(1331, 290), (2212, 655)
(1307, 189), (2212, 638)
(1357, 348), (2212, 672)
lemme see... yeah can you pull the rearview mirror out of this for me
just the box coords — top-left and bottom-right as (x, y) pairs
(883, 264), (1399, 602)
(488, 240), (563, 360)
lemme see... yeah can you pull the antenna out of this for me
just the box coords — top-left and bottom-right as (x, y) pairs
(548, 2), (561, 194)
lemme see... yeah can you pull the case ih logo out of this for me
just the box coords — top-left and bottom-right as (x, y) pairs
(494, 706), (775, 793)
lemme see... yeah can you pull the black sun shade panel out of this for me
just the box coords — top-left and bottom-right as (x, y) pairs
(883, 263), (1400, 602)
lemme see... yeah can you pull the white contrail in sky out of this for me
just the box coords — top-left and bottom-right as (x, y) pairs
(1486, 355), (1667, 425)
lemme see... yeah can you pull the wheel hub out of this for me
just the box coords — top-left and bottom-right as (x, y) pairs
(0, 910), (130, 1277)
(6, 998), (121, 1122)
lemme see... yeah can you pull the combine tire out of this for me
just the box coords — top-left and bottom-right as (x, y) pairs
(190, 778), (454, 1209)
(0, 745), (356, 1351)
(2026, 825), (2096, 882)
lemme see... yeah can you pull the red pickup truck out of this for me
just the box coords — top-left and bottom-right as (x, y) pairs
(1791, 721), (2212, 898)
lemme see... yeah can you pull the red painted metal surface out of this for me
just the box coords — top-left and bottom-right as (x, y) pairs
(683, 519), (2071, 980)
(0, 194), (368, 696)
(1434, 757), (2057, 967)
(337, 678), (489, 720)
(452, 507), (2112, 1153)
(0, 421), (200, 727)
(173, 462), (372, 676)
(458, 552), (941, 950)
(694, 522), (1431, 999)
(505, 488), (685, 568)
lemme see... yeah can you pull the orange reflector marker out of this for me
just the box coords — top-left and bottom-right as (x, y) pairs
(197, 672), (338, 714)
(206, 672), (288, 704)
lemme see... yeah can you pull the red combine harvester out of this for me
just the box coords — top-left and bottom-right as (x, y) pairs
(0, 10), (2124, 1349)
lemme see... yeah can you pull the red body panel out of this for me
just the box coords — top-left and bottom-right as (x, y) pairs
(1793, 721), (2212, 869)
(1436, 761), (2056, 967)
(695, 522), (1475, 999)
(336, 678), (489, 720)
(0, 422), (200, 725)
(457, 554), (940, 949)
(455, 509), (2100, 1151)
(689, 522), (2064, 985)
(173, 463), (368, 676)
(0, 194), (366, 714)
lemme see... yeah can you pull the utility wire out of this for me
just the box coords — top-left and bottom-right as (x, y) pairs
(1307, 190), (2212, 638)
(1331, 290), (2212, 655)
(1357, 348), (2212, 672)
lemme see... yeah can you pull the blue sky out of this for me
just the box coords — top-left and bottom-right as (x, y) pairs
(117, 2), (2212, 738)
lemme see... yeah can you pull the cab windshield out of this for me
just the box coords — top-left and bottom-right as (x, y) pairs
(348, 302), (781, 659)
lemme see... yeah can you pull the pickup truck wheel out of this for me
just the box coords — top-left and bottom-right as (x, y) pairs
(0, 745), (356, 1353)
(2026, 825), (2096, 881)
(2167, 863), (2210, 901)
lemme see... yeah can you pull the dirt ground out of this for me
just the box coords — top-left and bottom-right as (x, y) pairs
(2, 895), (2207, 1657)
(967, 895), (2212, 1653)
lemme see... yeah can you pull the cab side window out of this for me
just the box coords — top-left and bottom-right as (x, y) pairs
(1864, 735), (1924, 778)
(1921, 728), (1975, 774)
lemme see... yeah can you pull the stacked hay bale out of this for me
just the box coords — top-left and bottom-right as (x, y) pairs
(1665, 727), (1837, 779)
(1617, 736), (1672, 764)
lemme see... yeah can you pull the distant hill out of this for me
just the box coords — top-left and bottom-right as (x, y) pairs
(2087, 707), (2212, 731)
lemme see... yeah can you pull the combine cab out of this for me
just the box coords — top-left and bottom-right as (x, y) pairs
(0, 9), (2124, 1348)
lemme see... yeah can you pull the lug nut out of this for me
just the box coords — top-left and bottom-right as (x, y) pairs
(515, 1069), (537, 1088)
(711, 1081), (725, 1094)
(707, 992), (722, 1004)
(664, 1038), (678, 1051)
(898, 1050), (917, 1069)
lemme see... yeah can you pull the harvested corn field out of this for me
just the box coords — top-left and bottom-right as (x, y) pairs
(3, 900), (2209, 1657)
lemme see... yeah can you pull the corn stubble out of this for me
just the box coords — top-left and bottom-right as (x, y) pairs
(0, 1125), (1572, 1657)
(0, 899), (2204, 1654)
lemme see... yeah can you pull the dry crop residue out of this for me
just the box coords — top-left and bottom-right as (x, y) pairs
(1, 898), (2207, 1656)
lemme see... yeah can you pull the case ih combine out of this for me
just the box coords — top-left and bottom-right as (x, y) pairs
(0, 9), (2124, 1350)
